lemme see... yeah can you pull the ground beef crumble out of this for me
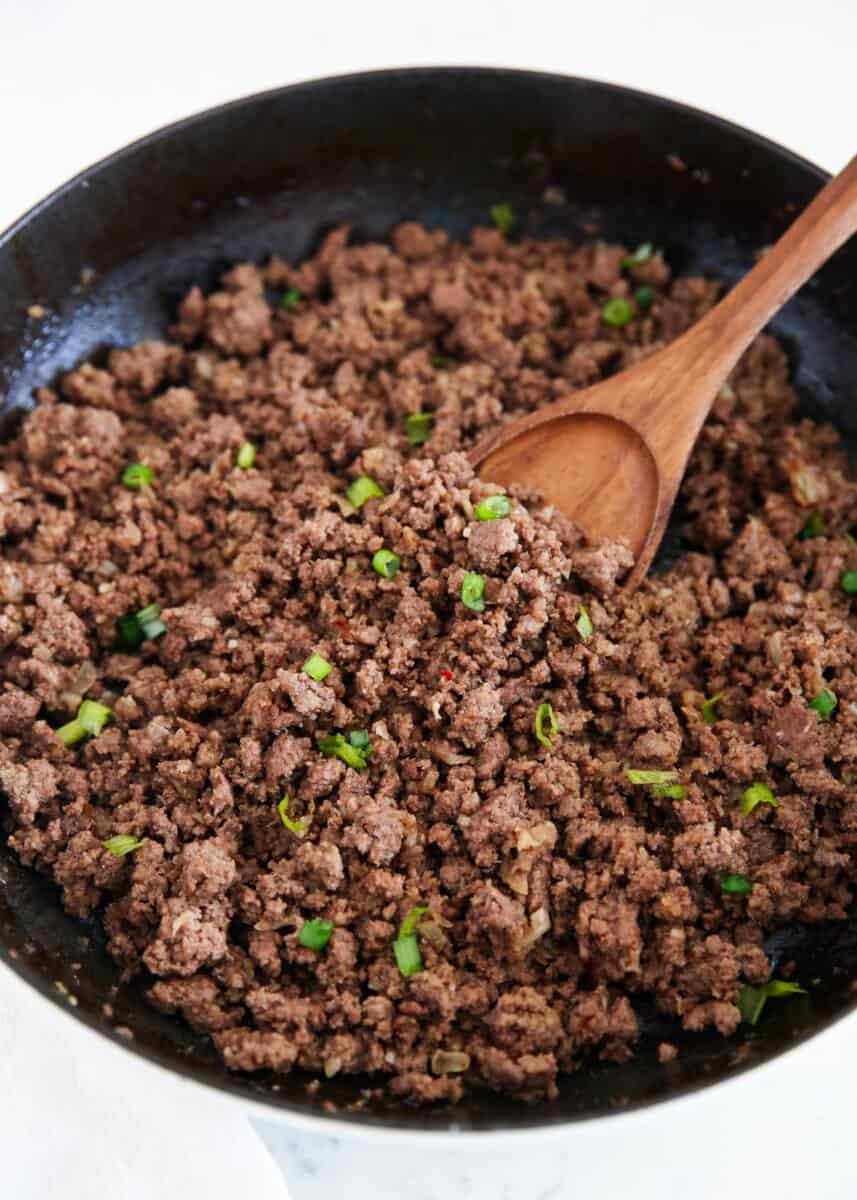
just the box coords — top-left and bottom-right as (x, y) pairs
(3, 220), (857, 1104)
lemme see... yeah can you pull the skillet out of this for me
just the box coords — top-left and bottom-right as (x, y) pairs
(2, 67), (857, 1134)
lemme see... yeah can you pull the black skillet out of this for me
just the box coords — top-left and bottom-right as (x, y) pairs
(2, 68), (857, 1134)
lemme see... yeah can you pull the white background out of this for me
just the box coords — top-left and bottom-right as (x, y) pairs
(3, 1), (857, 1196)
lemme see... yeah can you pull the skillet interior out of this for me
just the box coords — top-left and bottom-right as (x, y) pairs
(2, 67), (857, 1132)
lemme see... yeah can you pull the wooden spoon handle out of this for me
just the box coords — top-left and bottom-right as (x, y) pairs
(681, 151), (857, 386)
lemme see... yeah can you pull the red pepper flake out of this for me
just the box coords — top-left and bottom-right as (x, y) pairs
(440, 669), (453, 681)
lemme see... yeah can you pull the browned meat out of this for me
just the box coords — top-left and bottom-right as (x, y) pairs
(3, 219), (857, 1106)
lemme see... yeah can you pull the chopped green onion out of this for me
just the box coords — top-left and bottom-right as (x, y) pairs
(576, 604), (593, 640)
(302, 653), (332, 682)
(738, 979), (805, 1026)
(799, 511), (825, 539)
(626, 769), (679, 786)
(279, 287), (302, 310)
(652, 783), (688, 799)
(346, 474), (384, 509)
(137, 603), (167, 641)
(534, 702), (559, 749)
(318, 732), (372, 770)
(622, 242), (653, 268)
(103, 834), (143, 857)
(299, 918), (333, 951)
(56, 699), (111, 746)
(394, 934), (422, 977)
(56, 719), (87, 747)
(430, 354), (456, 371)
(841, 571), (857, 594)
(602, 297), (634, 328)
(393, 905), (428, 977)
(490, 203), (515, 235)
(278, 794), (310, 836)
(741, 781), (777, 817)
(405, 412), (434, 445)
(809, 688), (837, 721)
(721, 874), (753, 896)
(474, 494), (511, 521)
(348, 730), (371, 751)
(461, 572), (486, 613)
(236, 442), (256, 469)
(701, 692), (724, 725)
(400, 905), (429, 937)
(117, 615), (145, 648)
(119, 603), (167, 647)
(634, 286), (655, 310)
(78, 700), (112, 736)
(135, 604), (161, 627)
(372, 548), (401, 578)
(121, 463), (154, 490)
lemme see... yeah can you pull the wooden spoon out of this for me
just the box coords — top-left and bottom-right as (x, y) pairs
(470, 153), (857, 591)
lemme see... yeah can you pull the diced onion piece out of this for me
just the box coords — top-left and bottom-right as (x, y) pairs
(789, 464), (829, 506)
(431, 1050), (471, 1075)
(525, 906), (551, 946)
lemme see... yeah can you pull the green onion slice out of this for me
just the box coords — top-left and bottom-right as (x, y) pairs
(299, 918), (333, 951)
(602, 297), (634, 327)
(626, 769), (679, 786)
(809, 688), (837, 721)
(400, 905), (429, 937)
(57, 699), (112, 746)
(490, 203), (515, 235)
(56, 719), (87, 747)
(406, 412), (434, 444)
(652, 783), (688, 799)
(236, 442), (256, 469)
(841, 571), (857, 594)
(278, 794), (310, 836)
(535, 702), (559, 749)
(394, 934), (422, 977)
(622, 242), (653, 268)
(103, 834), (143, 857)
(474, 494), (511, 521)
(121, 463), (154, 491)
(393, 905), (429, 977)
(302, 653), (332, 682)
(738, 979), (805, 1026)
(118, 603), (167, 647)
(721, 874), (753, 896)
(799, 511), (825, 539)
(634, 286), (654, 310)
(346, 475), (384, 510)
(701, 692), (724, 725)
(318, 732), (372, 770)
(117, 614), (145, 648)
(461, 572), (485, 613)
(279, 287), (302, 310)
(429, 354), (456, 370)
(741, 782), (777, 817)
(372, 549), (401, 578)
(78, 700), (112, 736)
(576, 604), (593, 640)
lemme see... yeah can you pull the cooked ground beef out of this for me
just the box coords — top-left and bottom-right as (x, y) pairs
(3, 220), (857, 1104)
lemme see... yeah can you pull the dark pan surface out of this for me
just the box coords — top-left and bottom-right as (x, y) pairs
(2, 68), (857, 1133)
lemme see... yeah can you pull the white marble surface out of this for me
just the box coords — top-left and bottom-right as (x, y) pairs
(4, 1), (857, 1196)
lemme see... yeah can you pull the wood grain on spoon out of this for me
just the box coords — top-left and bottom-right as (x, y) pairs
(470, 151), (857, 592)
